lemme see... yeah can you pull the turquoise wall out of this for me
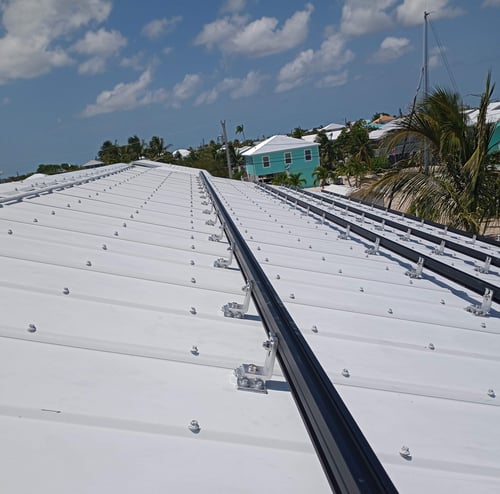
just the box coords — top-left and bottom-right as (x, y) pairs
(245, 145), (319, 187)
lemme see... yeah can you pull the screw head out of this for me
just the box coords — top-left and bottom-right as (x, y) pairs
(342, 368), (350, 378)
(27, 324), (37, 333)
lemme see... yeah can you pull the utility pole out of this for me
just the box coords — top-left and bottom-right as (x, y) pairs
(423, 11), (430, 173)
(220, 120), (233, 179)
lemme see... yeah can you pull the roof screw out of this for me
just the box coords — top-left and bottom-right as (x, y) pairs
(27, 324), (37, 333)
(250, 236), (254, 240)
(86, 261), (92, 267)
(51, 211), (55, 215)
(114, 231), (119, 236)
(130, 214), (134, 219)
(487, 389), (496, 398)
(67, 203), (71, 208)
(359, 287), (364, 292)
(78, 199), (82, 204)
(33, 218), (38, 223)
(309, 245), (312, 249)
(265, 257), (269, 262)
(289, 293), (295, 299)
(297, 238), (300, 242)
(63, 287), (70, 295)
(191, 245), (196, 250)
(191, 277), (196, 284)
(7, 229), (12, 235)
(428, 343), (435, 350)
(440, 299), (445, 305)
(338, 269), (342, 274)
(190, 307), (197, 315)
(122, 222), (127, 228)
(102, 244), (107, 250)
(386, 266), (389, 271)
(399, 446), (412, 460)
(191, 345), (199, 356)
(388, 308), (393, 314)
(190, 235), (194, 239)
(481, 322), (486, 328)
(190, 260), (195, 266)
(188, 420), (201, 434)
(257, 246), (261, 251)
(276, 274), (280, 280)
(322, 256), (326, 261)
(342, 368), (350, 378)
(311, 325), (318, 333)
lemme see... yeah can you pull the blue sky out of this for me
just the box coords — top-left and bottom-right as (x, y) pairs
(0, 0), (499, 177)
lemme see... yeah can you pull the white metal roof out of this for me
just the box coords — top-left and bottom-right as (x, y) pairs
(242, 135), (318, 156)
(0, 164), (330, 493)
(208, 179), (500, 493)
(2, 162), (500, 492)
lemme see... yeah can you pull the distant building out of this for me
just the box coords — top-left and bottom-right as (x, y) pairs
(242, 135), (319, 186)
(81, 159), (104, 169)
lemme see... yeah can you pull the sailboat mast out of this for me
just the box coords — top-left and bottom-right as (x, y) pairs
(423, 11), (430, 172)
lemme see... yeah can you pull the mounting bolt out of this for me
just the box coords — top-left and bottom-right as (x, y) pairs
(487, 389), (496, 398)
(276, 274), (280, 280)
(289, 293), (295, 299)
(86, 261), (92, 267)
(102, 244), (107, 250)
(388, 308), (393, 314)
(428, 343), (435, 350)
(190, 307), (197, 315)
(7, 229), (13, 235)
(190, 260), (195, 266)
(191, 277), (196, 284)
(399, 446), (412, 460)
(342, 368), (350, 378)
(62, 287), (70, 295)
(311, 325), (318, 333)
(188, 420), (201, 434)
(191, 345), (199, 356)
(27, 324), (37, 333)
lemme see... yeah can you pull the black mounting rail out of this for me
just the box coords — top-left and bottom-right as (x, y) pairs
(320, 188), (500, 250)
(293, 188), (500, 268)
(260, 183), (499, 304)
(200, 172), (398, 494)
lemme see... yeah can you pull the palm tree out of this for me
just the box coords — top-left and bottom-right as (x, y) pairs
(287, 172), (306, 188)
(313, 165), (336, 189)
(235, 124), (246, 141)
(363, 72), (498, 234)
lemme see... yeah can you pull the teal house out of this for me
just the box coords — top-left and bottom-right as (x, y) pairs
(242, 135), (319, 187)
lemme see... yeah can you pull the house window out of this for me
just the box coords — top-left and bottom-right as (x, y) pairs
(304, 149), (312, 161)
(284, 152), (292, 165)
(262, 156), (270, 168)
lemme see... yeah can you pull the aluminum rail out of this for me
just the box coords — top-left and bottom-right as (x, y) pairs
(292, 187), (500, 268)
(0, 164), (133, 207)
(261, 183), (499, 305)
(200, 172), (398, 494)
(320, 188), (500, 249)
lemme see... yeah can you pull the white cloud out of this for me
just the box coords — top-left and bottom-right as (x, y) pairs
(341, 0), (396, 36)
(482, 0), (500, 6)
(81, 69), (167, 117)
(73, 28), (126, 57)
(142, 16), (182, 39)
(78, 56), (106, 74)
(169, 73), (202, 108)
(120, 53), (146, 71)
(315, 71), (349, 89)
(340, 0), (464, 36)
(276, 32), (354, 93)
(0, 0), (111, 84)
(396, 0), (464, 25)
(221, 0), (246, 13)
(428, 46), (445, 68)
(371, 36), (412, 63)
(195, 70), (265, 105)
(194, 4), (313, 57)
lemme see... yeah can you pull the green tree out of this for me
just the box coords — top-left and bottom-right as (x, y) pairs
(363, 72), (498, 234)
(291, 127), (306, 139)
(145, 135), (171, 161)
(315, 131), (338, 170)
(312, 165), (336, 189)
(235, 124), (246, 141)
(287, 172), (306, 188)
